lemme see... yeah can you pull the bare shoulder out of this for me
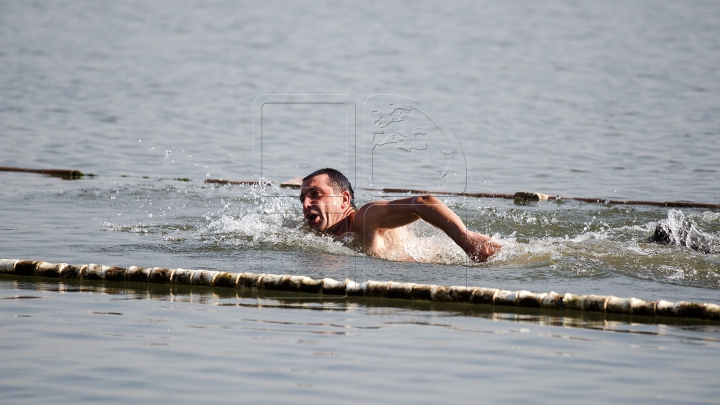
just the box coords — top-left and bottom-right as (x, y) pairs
(352, 201), (386, 232)
(353, 197), (421, 233)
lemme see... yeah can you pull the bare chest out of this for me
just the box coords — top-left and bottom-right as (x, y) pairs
(357, 227), (414, 261)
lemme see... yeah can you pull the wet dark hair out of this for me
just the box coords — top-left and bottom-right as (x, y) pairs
(303, 168), (357, 209)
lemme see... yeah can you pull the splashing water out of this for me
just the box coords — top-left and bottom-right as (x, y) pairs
(202, 181), (356, 256)
(200, 186), (720, 277)
(650, 209), (720, 254)
(89, 178), (718, 289)
(201, 183), (509, 265)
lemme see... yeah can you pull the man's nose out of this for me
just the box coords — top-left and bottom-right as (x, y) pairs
(301, 197), (310, 209)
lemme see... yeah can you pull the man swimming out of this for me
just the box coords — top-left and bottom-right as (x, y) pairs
(299, 168), (500, 262)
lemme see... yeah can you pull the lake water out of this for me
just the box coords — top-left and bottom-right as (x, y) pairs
(1, 0), (719, 403)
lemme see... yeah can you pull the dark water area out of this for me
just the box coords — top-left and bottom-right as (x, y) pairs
(2, 279), (720, 404)
(1, 0), (720, 403)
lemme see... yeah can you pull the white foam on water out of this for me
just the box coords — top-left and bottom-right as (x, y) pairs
(199, 183), (518, 265)
(395, 221), (471, 264)
(654, 209), (720, 254)
(99, 180), (718, 287)
(201, 182), (357, 256)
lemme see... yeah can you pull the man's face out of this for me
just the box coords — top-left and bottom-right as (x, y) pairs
(299, 174), (345, 232)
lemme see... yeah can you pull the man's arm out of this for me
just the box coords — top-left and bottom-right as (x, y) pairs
(354, 195), (499, 261)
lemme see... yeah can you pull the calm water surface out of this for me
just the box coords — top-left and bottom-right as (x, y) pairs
(2, 279), (720, 404)
(1, 0), (719, 403)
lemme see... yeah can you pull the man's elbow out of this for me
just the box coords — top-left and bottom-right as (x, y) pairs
(412, 194), (442, 207)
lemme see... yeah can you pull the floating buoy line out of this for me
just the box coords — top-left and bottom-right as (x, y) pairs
(204, 178), (720, 210)
(1, 166), (716, 209)
(0, 166), (87, 180)
(1, 258), (718, 321)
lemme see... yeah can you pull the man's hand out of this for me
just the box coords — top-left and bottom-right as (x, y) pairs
(463, 231), (501, 262)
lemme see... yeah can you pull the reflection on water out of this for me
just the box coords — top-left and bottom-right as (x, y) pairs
(1, 278), (719, 404)
(5, 276), (719, 329)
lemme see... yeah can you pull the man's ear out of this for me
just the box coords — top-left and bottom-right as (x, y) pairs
(341, 190), (351, 209)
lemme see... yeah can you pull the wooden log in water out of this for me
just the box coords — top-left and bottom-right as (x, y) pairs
(513, 192), (549, 203)
(2, 258), (718, 321)
(494, 289), (518, 306)
(367, 187), (517, 200)
(205, 179), (260, 186)
(583, 294), (609, 312)
(365, 187), (720, 209)
(0, 166), (85, 179)
(571, 197), (720, 209)
(203, 179), (719, 209)
(204, 178), (303, 188)
(149, 267), (173, 284)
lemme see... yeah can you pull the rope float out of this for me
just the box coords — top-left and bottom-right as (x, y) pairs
(204, 179), (720, 210)
(2, 167), (715, 209)
(0, 166), (86, 180)
(2, 258), (718, 321)
(367, 188), (720, 210)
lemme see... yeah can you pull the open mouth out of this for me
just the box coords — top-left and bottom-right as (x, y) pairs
(306, 213), (319, 223)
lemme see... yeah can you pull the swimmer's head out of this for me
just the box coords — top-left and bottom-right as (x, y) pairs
(302, 168), (356, 210)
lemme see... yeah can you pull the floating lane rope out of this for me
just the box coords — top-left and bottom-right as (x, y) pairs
(6, 167), (713, 209)
(0, 166), (85, 179)
(1, 258), (718, 321)
(203, 179), (720, 210)
(370, 188), (720, 210)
